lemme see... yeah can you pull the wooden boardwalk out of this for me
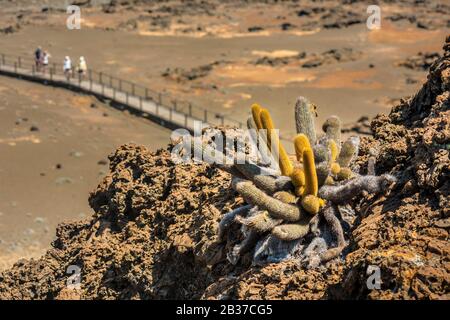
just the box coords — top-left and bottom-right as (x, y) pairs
(0, 54), (291, 142)
(0, 54), (244, 133)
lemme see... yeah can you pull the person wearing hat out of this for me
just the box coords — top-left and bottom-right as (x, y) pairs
(77, 56), (87, 80)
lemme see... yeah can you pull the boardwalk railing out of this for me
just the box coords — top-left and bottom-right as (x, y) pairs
(0, 53), (245, 132)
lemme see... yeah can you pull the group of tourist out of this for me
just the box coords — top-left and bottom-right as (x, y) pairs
(34, 46), (88, 80)
(34, 46), (50, 72)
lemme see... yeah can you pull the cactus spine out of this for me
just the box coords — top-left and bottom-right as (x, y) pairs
(235, 210), (282, 233)
(338, 136), (360, 167)
(190, 98), (399, 268)
(328, 139), (339, 162)
(295, 96), (317, 144)
(260, 109), (294, 177)
(322, 116), (342, 150)
(316, 162), (331, 187)
(290, 168), (305, 196)
(273, 191), (297, 204)
(313, 144), (330, 163)
(232, 177), (303, 222)
(302, 148), (318, 196)
(272, 222), (310, 241)
(319, 174), (397, 204)
(251, 103), (264, 130)
(294, 134), (311, 162)
(336, 167), (354, 180)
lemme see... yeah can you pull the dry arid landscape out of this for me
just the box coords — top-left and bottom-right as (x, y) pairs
(0, 0), (448, 301)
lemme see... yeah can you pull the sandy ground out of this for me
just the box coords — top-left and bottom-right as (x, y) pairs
(0, 1), (448, 137)
(0, 76), (170, 270)
(0, 0), (448, 269)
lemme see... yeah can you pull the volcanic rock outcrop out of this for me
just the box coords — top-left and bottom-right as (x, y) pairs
(0, 36), (448, 300)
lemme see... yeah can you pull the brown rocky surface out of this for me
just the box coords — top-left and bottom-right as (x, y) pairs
(2, 0), (448, 35)
(0, 36), (448, 300)
(398, 52), (441, 71)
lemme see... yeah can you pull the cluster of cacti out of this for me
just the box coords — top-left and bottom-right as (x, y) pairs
(190, 96), (396, 267)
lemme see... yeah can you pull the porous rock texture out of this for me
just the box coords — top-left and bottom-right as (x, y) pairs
(0, 37), (448, 300)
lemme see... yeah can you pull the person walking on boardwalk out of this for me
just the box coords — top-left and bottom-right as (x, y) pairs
(34, 46), (42, 71)
(63, 56), (72, 81)
(77, 56), (87, 80)
(41, 50), (50, 73)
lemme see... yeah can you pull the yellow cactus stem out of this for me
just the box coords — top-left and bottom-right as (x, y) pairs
(294, 134), (311, 162)
(273, 191), (297, 204)
(259, 108), (274, 150)
(260, 109), (294, 176)
(328, 139), (339, 162)
(328, 139), (341, 176)
(290, 168), (305, 187)
(251, 104), (263, 131)
(296, 186), (305, 197)
(331, 162), (341, 175)
(324, 176), (335, 185)
(301, 147), (326, 214)
(318, 198), (326, 207)
(290, 168), (305, 196)
(302, 147), (318, 196)
(301, 195), (324, 215)
(337, 167), (354, 180)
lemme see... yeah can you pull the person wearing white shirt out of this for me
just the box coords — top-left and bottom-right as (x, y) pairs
(63, 56), (72, 80)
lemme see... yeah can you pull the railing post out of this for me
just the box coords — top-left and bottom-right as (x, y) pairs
(1, 56), (223, 131)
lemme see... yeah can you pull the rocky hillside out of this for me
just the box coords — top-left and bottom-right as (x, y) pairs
(0, 36), (448, 300)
